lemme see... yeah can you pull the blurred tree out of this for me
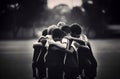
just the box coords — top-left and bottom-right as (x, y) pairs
(0, 0), (48, 38)
(52, 4), (71, 24)
(86, 0), (120, 24)
(81, 0), (107, 38)
(70, 6), (85, 25)
(106, 0), (120, 24)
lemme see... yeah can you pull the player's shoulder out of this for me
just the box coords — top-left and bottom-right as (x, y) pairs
(62, 37), (68, 43)
(80, 34), (88, 41)
(33, 42), (42, 48)
(33, 36), (45, 48)
(38, 36), (46, 42)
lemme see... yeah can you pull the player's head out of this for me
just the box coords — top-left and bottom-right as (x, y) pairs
(70, 23), (82, 37)
(52, 28), (63, 41)
(47, 25), (57, 35)
(61, 25), (70, 36)
(42, 29), (47, 36)
(57, 21), (66, 28)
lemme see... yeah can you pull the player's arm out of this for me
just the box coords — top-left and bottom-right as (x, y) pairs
(73, 42), (89, 50)
(48, 38), (74, 53)
(48, 39), (66, 49)
(65, 36), (85, 45)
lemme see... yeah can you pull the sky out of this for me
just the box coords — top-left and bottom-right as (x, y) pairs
(47, 0), (82, 9)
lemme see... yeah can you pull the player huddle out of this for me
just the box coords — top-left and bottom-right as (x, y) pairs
(32, 22), (97, 79)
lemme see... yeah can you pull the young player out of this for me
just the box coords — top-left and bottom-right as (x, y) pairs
(32, 29), (48, 79)
(69, 23), (97, 79)
(45, 28), (67, 79)
(60, 25), (80, 79)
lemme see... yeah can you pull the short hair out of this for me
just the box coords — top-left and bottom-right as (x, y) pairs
(70, 23), (82, 35)
(52, 28), (63, 39)
(47, 25), (57, 35)
(42, 29), (47, 36)
(61, 25), (71, 35)
(57, 21), (66, 27)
